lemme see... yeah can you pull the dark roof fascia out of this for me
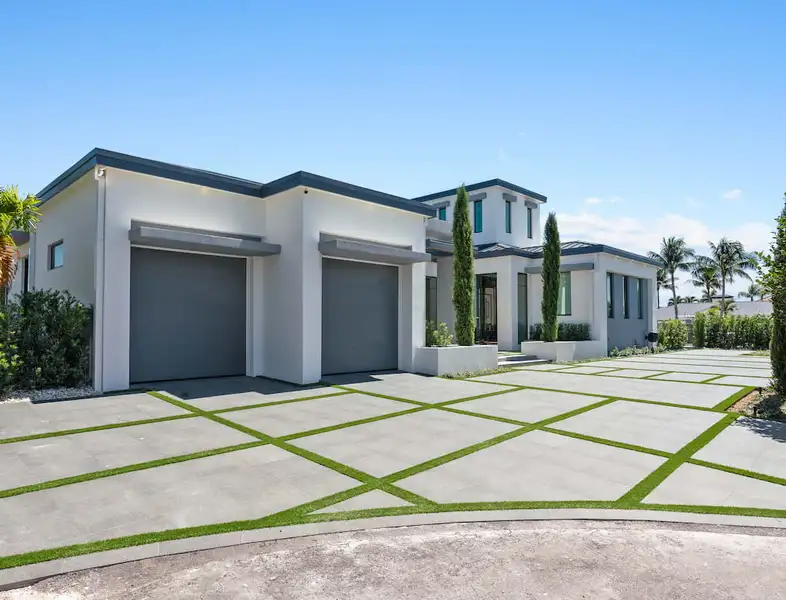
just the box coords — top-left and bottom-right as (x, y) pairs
(477, 242), (661, 267)
(37, 149), (266, 203)
(413, 179), (548, 204)
(262, 171), (437, 217)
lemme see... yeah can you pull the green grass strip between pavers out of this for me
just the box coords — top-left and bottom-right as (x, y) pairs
(687, 458), (786, 488)
(617, 413), (739, 504)
(209, 389), (352, 414)
(0, 413), (197, 446)
(712, 386), (755, 411)
(0, 441), (267, 499)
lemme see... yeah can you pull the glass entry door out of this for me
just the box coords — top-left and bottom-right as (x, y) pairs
(517, 273), (528, 343)
(475, 274), (497, 343)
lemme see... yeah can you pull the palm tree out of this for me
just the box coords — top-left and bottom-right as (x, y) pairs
(738, 282), (765, 301)
(649, 237), (696, 319)
(0, 186), (40, 292)
(667, 295), (686, 306)
(684, 295), (698, 303)
(689, 257), (720, 303)
(718, 298), (737, 313)
(707, 238), (756, 316)
(655, 268), (671, 309)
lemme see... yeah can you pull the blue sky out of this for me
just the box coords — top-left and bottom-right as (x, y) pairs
(2, 1), (784, 299)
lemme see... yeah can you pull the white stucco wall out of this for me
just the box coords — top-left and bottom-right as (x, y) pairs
(31, 173), (98, 305)
(528, 270), (594, 327)
(300, 189), (427, 384)
(99, 168), (267, 391)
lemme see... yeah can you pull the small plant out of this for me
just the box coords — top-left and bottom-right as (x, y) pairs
(658, 319), (688, 350)
(609, 345), (655, 358)
(426, 321), (453, 347)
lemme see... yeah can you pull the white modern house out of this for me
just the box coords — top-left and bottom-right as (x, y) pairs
(11, 149), (659, 392)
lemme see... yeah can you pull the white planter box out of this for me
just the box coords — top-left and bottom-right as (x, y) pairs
(520, 340), (606, 363)
(414, 344), (498, 376)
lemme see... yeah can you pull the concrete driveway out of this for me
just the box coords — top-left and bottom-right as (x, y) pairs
(0, 350), (785, 589)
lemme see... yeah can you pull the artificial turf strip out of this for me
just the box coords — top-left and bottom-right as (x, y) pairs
(538, 426), (673, 459)
(209, 389), (353, 414)
(712, 386), (756, 411)
(0, 413), (197, 446)
(0, 441), (267, 500)
(687, 458), (786, 488)
(617, 413), (739, 505)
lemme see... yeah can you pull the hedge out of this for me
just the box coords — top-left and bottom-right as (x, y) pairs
(698, 312), (771, 350)
(658, 319), (687, 350)
(0, 290), (92, 394)
(529, 322), (591, 341)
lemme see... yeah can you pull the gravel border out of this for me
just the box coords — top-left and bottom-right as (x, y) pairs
(0, 386), (96, 405)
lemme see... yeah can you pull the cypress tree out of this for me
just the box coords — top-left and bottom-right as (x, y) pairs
(452, 185), (475, 346)
(541, 212), (561, 342)
(769, 195), (786, 395)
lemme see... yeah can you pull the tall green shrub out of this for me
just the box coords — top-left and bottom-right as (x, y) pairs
(452, 185), (475, 346)
(760, 194), (786, 394)
(658, 319), (687, 350)
(692, 312), (707, 347)
(540, 212), (560, 342)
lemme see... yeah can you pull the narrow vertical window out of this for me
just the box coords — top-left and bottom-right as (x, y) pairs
(505, 201), (512, 234)
(623, 275), (630, 318)
(557, 272), (572, 316)
(48, 241), (64, 270)
(473, 200), (483, 233)
(438, 206), (447, 221)
(637, 278), (644, 319)
(527, 207), (533, 238)
(607, 273), (614, 318)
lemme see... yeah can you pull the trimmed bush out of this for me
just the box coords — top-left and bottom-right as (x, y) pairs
(609, 346), (655, 358)
(701, 312), (771, 350)
(541, 213), (560, 342)
(452, 186), (475, 346)
(692, 312), (707, 348)
(0, 290), (92, 394)
(529, 322), (591, 342)
(426, 321), (453, 347)
(658, 319), (688, 350)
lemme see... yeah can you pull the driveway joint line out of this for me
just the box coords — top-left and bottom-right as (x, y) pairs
(208, 389), (352, 414)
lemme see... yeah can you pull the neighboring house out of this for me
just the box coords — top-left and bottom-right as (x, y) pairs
(12, 148), (658, 392)
(655, 301), (773, 323)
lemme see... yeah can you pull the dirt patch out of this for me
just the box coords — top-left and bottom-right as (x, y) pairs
(729, 387), (786, 420)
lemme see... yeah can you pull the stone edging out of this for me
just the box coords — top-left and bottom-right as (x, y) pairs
(2, 509), (785, 591)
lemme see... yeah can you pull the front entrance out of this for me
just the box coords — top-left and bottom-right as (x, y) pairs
(517, 273), (528, 343)
(475, 274), (497, 343)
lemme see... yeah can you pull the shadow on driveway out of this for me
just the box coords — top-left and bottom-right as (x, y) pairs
(141, 376), (328, 401)
(736, 417), (786, 444)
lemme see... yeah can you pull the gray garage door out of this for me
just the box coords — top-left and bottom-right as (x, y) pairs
(130, 248), (246, 383)
(321, 259), (398, 375)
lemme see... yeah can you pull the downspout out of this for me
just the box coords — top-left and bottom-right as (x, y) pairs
(93, 166), (107, 392)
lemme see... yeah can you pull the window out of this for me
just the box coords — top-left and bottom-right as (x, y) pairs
(527, 207), (533, 238)
(22, 257), (29, 293)
(425, 276), (438, 325)
(557, 272), (571, 316)
(607, 273), (614, 318)
(473, 200), (483, 233)
(438, 206), (447, 221)
(637, 278), (644, 319)
(48, 241), (64, 270)
(623, 275), (630, 318)
(505, 201), (512, 234)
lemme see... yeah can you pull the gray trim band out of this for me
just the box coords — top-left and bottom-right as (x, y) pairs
(502, 192), (517, 202)
(319, 235), (431, 264)
(412, 178), (548, 204)
(524, 200), (538, 209)
(429, 200), (451, 209)
(524, 262), (595, 274)
(469, 192), (487, 202)
(128, 224), (281, 257)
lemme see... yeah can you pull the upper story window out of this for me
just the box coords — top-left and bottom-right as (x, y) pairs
(505, 201), (512, 234)
(473, 200), (483, 233)
(48, 241), (64, 270)
(623, 275), (630, 318)
(527, 207), (533, 238)
(558, 272), (572, 316)
(438, 206), (447, 221)
(607, 273), (614, 318)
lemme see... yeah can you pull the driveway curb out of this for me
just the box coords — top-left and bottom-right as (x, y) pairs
(2, 508), (785, 591)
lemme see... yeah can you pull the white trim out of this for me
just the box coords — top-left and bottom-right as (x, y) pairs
(93, 169), (107, 392)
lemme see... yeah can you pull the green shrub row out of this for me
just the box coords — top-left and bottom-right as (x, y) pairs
(693, 312), (772, 350)
(529, 322), (591, 341)
(609, 345), (656, 358)
(0, 290), (92, 394)
(658, 319), (687, 350)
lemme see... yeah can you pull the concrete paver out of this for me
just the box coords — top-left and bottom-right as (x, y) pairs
(600, 369), (665, 379)
(455, 388), (605, 423)
(398, 430), (665, 502)
(291, 410), (517, 477)
(555, 366), (619, 375)
(219, 393), (413, 437)
(553, 401), (725, 452)
(625, 356), (773, 370)
(0, 446), (358, 557)
(711, 375), (771, 388)
(693, 418), (786, 480)
(0, 417), (255, 490)
(643, 463), (786, 510)
(322, 372), (514, 403)
(649, 372), (716, 383)
(313, 490), (412, 514)
(512, 363), (567, 372)
(473, 370), (736, 408)
(576, 360), (772, 378)
(0, 394), (188, 439)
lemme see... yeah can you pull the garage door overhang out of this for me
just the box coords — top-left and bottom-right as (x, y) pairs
(319, 233), (432, 265)
(129, 221), (281, 257)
